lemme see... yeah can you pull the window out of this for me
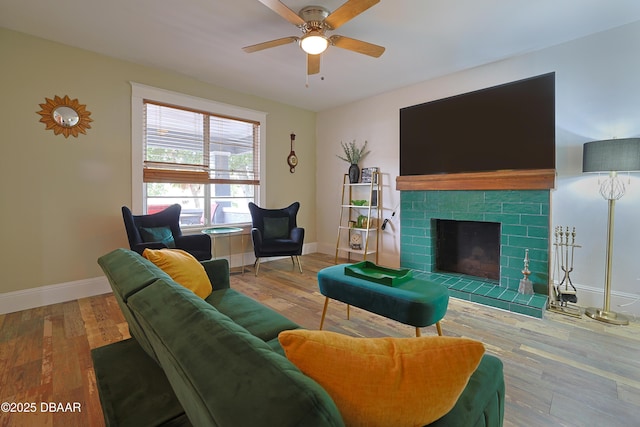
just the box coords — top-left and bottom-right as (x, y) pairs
(131, 83), (266, 227)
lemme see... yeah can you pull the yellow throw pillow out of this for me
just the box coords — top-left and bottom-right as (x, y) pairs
(142, 248), (212, 299)
(278, 330), (485, 427)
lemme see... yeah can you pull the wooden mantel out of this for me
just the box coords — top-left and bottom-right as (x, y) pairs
(396, 169), (556, 191)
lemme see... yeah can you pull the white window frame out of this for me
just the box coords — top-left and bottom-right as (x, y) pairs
(130, 82), (267, 226)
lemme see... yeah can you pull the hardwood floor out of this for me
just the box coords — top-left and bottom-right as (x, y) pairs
(1, 253), (639, 426)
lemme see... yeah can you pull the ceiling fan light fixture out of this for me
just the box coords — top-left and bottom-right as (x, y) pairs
(300, 31), (328, 55)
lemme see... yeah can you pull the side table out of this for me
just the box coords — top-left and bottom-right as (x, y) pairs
(201, 227), (245, 274)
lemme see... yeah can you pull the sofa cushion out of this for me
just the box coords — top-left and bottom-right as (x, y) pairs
(143, 248), (212, 298)
(429, 353), (505, 426)
(128, 279), (345, 427)
(98, 248), (173, 302)
(265, 336), (287, 356)
(92, 338), (190, 427)
(205, 288), (299, 341)
(98, 248), (173, 361)
(200, 258), (231, 291)
(258, 238), (302, 254)
(278, 330), (484, 427)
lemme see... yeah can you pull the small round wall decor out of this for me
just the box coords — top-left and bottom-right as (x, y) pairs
(37, 95), (93, 138)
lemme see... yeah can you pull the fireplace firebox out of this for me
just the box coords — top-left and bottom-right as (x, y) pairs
(435, 219), (501, 280)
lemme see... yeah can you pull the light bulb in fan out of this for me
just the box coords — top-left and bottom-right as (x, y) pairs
(300, 31), (328, 55)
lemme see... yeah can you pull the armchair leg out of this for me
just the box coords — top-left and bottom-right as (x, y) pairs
(254, 258), (261, 276)
(295, 256), (302, 273)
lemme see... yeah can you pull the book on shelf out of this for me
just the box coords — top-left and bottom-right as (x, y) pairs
(361, 167), (379, 183)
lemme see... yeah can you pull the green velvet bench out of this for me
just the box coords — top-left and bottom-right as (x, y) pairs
(318, 263), (449, 336)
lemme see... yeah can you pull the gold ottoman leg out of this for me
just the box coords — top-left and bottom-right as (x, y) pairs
(319, 297), (330, 330)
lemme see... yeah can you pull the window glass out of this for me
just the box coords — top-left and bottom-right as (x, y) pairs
(141, 100), (260, 227)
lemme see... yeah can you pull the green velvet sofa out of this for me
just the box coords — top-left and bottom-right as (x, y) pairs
(93, 248), (505, 426)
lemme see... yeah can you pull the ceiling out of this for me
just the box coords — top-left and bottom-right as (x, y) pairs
(3, 0), (640, 111)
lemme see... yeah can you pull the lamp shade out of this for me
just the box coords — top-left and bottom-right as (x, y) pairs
(582, 138), (640, 172)
(300, 31), (328, 55)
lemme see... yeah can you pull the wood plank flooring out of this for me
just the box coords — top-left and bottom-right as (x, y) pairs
(1, 253), (639, 426)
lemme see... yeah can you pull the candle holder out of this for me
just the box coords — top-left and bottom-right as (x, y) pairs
(518, 249), (534, 295)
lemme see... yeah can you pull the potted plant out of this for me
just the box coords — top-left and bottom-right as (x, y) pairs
(337, 140), (370, 183)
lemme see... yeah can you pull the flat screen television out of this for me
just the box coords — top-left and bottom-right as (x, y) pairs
(400, 72), (555, 176)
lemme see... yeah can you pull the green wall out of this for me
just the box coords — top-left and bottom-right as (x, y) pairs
(0, 28), (316, 294)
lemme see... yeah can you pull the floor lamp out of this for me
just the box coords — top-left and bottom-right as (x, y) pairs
(582, 137), (640, 325)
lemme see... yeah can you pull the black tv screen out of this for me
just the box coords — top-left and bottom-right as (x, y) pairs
(400, 72), (555, 176)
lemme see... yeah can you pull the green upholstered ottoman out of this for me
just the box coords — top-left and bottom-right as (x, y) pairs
(318, 264), (449, 336)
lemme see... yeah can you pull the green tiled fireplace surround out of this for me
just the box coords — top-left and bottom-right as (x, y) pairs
(400, 190), (550, 318)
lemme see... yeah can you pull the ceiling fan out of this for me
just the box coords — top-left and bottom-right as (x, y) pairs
(243, 0), (385, 75)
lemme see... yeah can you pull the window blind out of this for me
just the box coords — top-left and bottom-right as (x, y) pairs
(143, 100), (260, 185)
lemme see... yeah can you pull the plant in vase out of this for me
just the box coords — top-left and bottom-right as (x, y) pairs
(337, 140), (370, 183)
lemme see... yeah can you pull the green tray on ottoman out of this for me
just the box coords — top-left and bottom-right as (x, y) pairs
(344, 261), (413, 286)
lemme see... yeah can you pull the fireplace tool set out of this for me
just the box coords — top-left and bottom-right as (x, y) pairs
(549, 226), (581, 317)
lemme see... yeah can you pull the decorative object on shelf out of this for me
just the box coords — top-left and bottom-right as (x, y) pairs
(337, 140), (369, 183)
(287, 133), (298, 173)
(549, 226), (581, 317)
(349, 231), (362, 250)
(518, 249), (533, 295)
(37, 95), (93, 138)
(582, 137), (640, 325)
(351, 199), (367, 206)
(361, 167), (379, 183)
(348, 164), (359, 184)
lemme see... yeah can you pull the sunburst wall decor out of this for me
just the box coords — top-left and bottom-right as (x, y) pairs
(37, 95), (93, 138)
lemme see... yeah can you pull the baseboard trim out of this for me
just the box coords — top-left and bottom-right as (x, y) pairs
(0, 243), (319, 315)
(572, 283), (639, 320)
(0, 277), (112, 315)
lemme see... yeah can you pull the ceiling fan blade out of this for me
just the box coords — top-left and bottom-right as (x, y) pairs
(324, 0), (380, 30)
(257, 0), (306, 26)
(243, 36), (299, 53)
(329, 35), (385, 57)
(308, 54), (320, 75)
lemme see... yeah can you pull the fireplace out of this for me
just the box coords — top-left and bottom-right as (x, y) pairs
(435, 220), (500, 280)
(400, 188), (550, 288)
(398, 188), (551, 317)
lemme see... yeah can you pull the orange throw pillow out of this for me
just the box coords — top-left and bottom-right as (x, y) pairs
(278, 330), (484, 427)
(142, 248), (212, 299)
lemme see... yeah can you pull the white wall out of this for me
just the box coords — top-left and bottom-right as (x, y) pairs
(317, 21), (640, 320)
